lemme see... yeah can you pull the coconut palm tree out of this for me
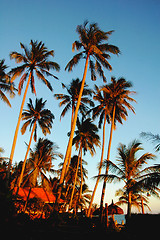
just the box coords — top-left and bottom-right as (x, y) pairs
(140, 132), (160, 188)
(58, 21), (120, 201)
(54, 78), (94, 122)
(17, 98), (55, 191)
(0, 59), (15, 107)
(21, 138), (62, 208)
(72, 183), (92, 214)
(69, 117), (100, 208)
(25, 138), (63, 188)
(59, 155), (87, 211)
(8, 40), (60, 178)
(99, 77), (136, 218)
(87, 85), (111, 216)
(98, 140), (156, 218)
(141, 132), (160, 152)
(54, 78), (94, 174)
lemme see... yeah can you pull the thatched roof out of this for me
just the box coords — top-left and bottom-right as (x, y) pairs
(93, 200), (124, 216)
(13, 187), (60, 203)
(108, 200), (124, 215)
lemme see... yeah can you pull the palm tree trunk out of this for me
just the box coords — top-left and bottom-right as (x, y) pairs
(65, 103), (75, 175)
(16, 121), (36, 196)
(87, 112), (107, 217)
(57, 53), (90, 203)
(68, 147), (81, 210)
(127, 190), (132, 219)
(100, 105), (116, 222)
(7, 72), (32, 184)
(79, 145), (83, 200)
(24, 187), (32, 212)
(141, 196), (144, 214)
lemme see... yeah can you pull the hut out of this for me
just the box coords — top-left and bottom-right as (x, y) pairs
(13, 187), (57, 203)
(108, 199), (124, 215)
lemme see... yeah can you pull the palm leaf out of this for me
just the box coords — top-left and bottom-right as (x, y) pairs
(65, 52), (84, 71)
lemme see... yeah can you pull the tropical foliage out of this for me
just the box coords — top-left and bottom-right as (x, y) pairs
(98, 140), (157, 218)
(8, 40), (60, 176)
(58, 21), (120, 201)
(0, 59), (15, 107)
(0, 21), (159, 224)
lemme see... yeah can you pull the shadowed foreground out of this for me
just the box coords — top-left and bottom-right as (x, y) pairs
(1, 213), (159, 240)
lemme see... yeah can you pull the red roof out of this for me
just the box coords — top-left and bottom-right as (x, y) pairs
(14, 187), (56, 203)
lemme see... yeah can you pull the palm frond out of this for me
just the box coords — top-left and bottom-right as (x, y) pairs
(141, 132), (160, 152)
(35, 70), (53, 91)
(65, 52), (84, 71)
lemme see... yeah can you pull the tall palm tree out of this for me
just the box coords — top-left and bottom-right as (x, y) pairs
(98, 140), (156, 218)
(58, 21), (120, 201)
(69, 117), (100, 208)
(8, 40), (60, 178)
(54, 78), (94, 174)
(17, 98), (55, 191)
(87, 85), (111, 216)
(99, 77), (136, 218)
(0, 59), (15, 107)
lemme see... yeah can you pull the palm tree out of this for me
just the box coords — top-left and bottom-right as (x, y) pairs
(54, 78), (94, 174)
(69, 117), (100, 208)
(17, 98), (55, 191)
(140, 132), (160, 188)
(87, 85), (111, 216)
(98, 140), (156, 218)
(72, 183), (92, 214)
(59, 155), (87, 211)
(8, 40), (60, 178)
(21, 138), (63, 208)
(25, 138), (63, 187)
(99, 77), (136, 218)
(0, 59), (15, 107)
(54, 78), (94, 122)
(58, 21), (120, 201)
(141, 132), (160, 152)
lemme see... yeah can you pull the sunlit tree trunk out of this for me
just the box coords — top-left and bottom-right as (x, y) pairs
(16, 121), (36, 197)
(57, 53), (90, 203)
(7, 72), (32, 184)
(87, 112), (107, 217)
(79, 144), (83, 200)
(68, 147), (81, 210)
(65, 103), (75, 175)
(127, 190), (132, 219)
(100, 105), (116, 222)
(141, 196), (144, 214)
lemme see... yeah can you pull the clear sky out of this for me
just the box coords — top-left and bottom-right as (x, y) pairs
(1, 0), (160, 213)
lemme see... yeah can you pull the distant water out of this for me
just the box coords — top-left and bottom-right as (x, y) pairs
(109, 214), (126, 224)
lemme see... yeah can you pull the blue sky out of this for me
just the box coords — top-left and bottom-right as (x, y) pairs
(1, 0), (160, 213)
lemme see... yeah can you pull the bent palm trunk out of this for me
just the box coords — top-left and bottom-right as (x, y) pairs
(57, 53), (90, 203)
(100, 105), (116, 222)
(7, 72), (32, 184)
(87, 112), (107, 217)
(16, 121), (36, 196)
(68, 148), (81, 210)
